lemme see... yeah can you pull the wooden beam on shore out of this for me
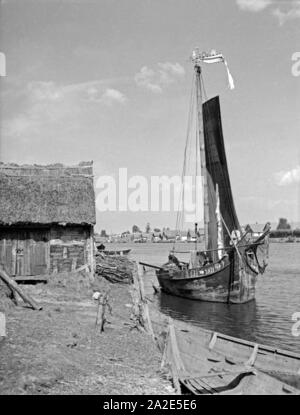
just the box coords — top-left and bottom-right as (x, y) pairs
(0, 266), (42, 311)
(139, 262), (163, 270)
(12, 275), (48, 283)
(75, 264), (90, 273)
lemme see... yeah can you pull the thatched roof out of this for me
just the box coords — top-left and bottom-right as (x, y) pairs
(0, 161), (96, 226)
(246, 224), (264, 233)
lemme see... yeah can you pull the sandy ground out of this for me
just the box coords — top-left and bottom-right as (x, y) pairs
(0, 272), (173, 395)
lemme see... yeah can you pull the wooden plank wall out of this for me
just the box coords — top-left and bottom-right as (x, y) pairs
(0, 232), (16, 275)
(49, 225), (92, 273)
(0, 225), (94, 276)
(0, 229), (49, 276)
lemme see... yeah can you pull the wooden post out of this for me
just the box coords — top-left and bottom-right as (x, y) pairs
(95, 291), (110, 332)
(71, 257), (77, 271)
(160, 326), (171, 370)
(170, 361), (181, 395)
(130, 263), (156, 341)
(0, 312), (6, 338)
(166, 318), (185, 395)
(137, 263), (155, 340)
(89, 227), (95, 278)
(160, 322), (181, 394)
(151, 281), (160, 294)
(0, 266), (42, 310)
(168, 319), (186, 373)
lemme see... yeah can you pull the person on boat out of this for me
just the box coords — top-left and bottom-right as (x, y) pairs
(167, 254), (181, 268)
(197, 251), (210, 266)
(97, 243), (106, 251)
(230, 229), (241, 245)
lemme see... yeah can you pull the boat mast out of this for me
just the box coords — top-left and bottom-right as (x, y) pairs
(192, 49), (209, 251)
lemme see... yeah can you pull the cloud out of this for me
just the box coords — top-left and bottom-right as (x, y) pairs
(2, 80), (127, 138)
(236, 0), (273, 12)
(84, 84), (127, 104)
(135, 67), (163, 93)
(134, 62), (185, 93)
(26, 80), (127, 104)
(27, 81), (64, 102)
(236, 0), (300, 24)
(95, 88), (127, 105)
(275, 165), (300, 186)
(158, 62), (185, 77)
(272, 2), (300, 25)
(3, 115), (39, 138)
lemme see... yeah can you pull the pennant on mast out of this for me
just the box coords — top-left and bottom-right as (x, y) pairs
(192, 49), (235, 90)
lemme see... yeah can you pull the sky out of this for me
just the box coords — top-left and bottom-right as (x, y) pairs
(0, 0), (299, 233)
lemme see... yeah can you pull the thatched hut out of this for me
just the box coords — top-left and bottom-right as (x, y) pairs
(0, 161), (96, 277)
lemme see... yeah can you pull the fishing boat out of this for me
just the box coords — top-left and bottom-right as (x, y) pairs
(162, 319), (300, 395)
(285, 235), (296, 243)
(103, 249), (131, 256)
(154, 49), (271, 303)
(97, 247), (131, 256)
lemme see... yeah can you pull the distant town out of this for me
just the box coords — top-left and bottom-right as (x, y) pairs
(95, 218), (300, 244)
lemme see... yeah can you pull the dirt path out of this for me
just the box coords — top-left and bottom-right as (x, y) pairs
(0, 275), (173, 395)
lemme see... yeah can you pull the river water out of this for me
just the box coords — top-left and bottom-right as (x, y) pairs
(108, 241), (300, 353)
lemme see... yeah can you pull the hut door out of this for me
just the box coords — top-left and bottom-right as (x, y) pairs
(29, 231), (49, 275)
(15, 230), (49, 276)
(0, 230), (49, 276)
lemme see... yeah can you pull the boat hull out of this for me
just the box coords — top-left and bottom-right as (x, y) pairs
(102, 249), (131, 256)
(156, 256), (258, 304)
(162, 320), (300, 394)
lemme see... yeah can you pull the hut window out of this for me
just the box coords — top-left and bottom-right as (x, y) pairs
(63, 247), (68, 259)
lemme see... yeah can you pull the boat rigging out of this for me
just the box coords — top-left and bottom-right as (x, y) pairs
(148, 48), (271, 304)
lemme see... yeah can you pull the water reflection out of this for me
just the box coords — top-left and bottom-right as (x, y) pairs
(158, 292), (260, 342)
(112, 241), (300, 353)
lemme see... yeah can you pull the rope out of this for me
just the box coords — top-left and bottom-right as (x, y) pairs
(200, 72), (208, 102)
(172, 241), (265, 254)
(173, 72), (196, 249)
(220, 214), (242, 262)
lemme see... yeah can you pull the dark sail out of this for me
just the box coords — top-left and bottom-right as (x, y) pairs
(203, 96), (240, 254)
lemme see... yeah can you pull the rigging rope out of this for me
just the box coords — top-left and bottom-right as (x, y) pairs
(173, 57), (237, 256)
(200, 72), (208, 102)
(173, 72), (196, 249)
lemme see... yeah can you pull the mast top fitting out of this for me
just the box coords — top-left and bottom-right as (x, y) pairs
(191, 48), (219, 68)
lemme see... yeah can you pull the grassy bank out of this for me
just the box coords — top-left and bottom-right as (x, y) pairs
(0, 272), (173, 395)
